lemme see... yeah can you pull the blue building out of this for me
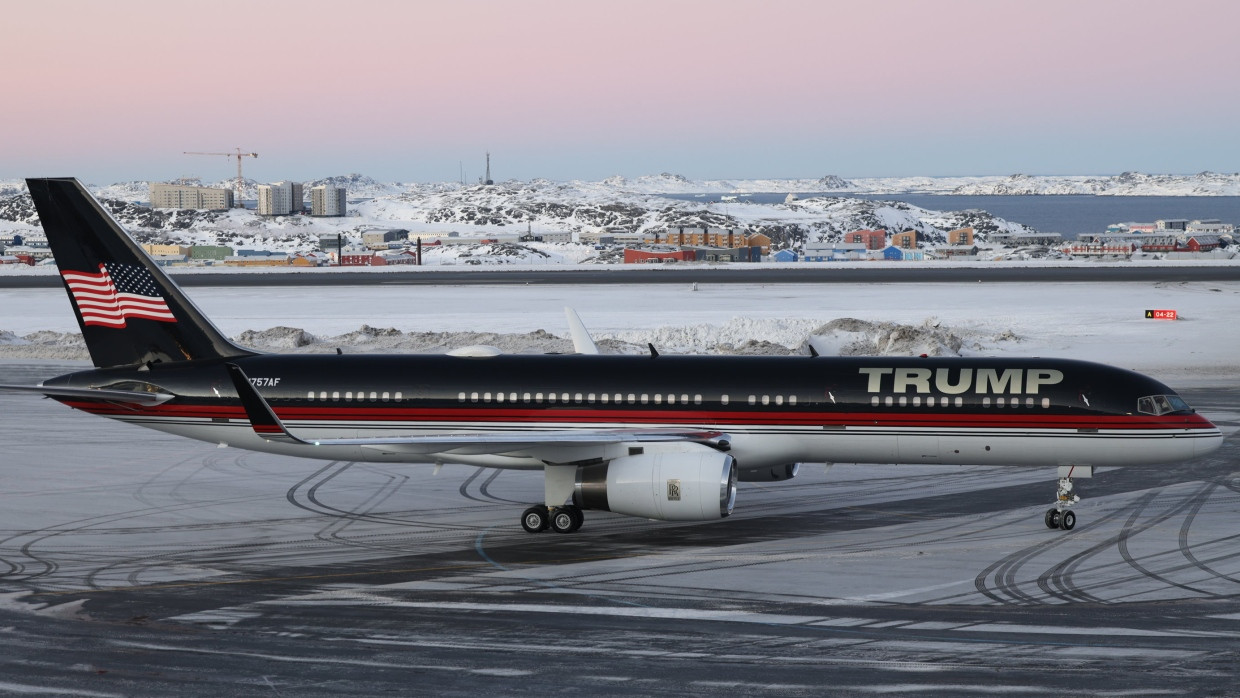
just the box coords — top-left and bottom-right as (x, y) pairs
(882, 245), (924, 261)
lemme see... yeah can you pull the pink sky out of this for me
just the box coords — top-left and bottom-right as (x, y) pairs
(2, 0), (1237, 183)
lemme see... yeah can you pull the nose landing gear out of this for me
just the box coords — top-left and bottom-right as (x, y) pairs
(1044, 467), (1090, 531)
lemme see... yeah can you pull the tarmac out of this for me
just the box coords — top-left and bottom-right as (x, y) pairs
(0, 360), (1238, 695)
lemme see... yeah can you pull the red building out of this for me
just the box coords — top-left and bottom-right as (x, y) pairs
(1181, 235), (1220, 252)
(623, 249), (695, 264)
(339, 251), (380, 266)
(844, 229), (887, 250)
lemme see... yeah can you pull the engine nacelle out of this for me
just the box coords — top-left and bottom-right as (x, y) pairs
(738, 462), (800, 482)
(574, 451), (737, 521)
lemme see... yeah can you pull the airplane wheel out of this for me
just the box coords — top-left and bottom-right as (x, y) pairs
(1059, 510), (1076, 531)
(521, 505), (550, 533)
(1044, 509), (1060, 529)
(551, 506), (583, 534)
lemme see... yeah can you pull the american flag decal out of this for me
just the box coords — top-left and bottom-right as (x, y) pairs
(61, 263), (176, 327)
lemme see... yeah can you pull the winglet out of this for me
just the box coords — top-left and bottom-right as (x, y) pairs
(224, 363), (306, 444)
(564, 307), (600, 355)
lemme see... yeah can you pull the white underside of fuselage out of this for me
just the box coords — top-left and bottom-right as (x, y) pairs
(101, 413), (1221, 471)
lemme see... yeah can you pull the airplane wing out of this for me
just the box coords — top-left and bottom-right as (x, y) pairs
(224, 363), (729, 459)
(0, 384), (176, 407)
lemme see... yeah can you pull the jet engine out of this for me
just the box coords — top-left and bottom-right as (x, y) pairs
(573, 451), (737, 521)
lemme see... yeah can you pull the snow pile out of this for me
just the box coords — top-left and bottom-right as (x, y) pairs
(235, 326), (315, 349)
(0, 330), (89, 360)
(0, 317), (983, 360)
(806, 318), (967, 357)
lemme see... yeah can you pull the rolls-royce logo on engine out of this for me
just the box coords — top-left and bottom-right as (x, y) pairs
(667, 479), (682, 501)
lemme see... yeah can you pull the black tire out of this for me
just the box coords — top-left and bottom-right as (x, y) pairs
(551, 506), (583, 534)
(521, 505), (549, 533)
(1045, 509), (1060, 529)
(1059, 510), (1076, 531)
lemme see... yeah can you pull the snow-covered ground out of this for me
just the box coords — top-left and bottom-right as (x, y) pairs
(2, 279), (1236, 387)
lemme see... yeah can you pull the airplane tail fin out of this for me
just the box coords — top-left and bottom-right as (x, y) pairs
(26, 177), (255, 368)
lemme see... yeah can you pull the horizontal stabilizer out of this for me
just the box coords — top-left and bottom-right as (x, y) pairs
(0, 383), (175, 406)
(224, 363), (304, 444)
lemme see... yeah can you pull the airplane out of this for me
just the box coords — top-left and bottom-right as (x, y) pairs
(0, 177), (1224, 536)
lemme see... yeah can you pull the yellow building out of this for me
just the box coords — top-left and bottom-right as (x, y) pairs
(142, 244), (191, 256)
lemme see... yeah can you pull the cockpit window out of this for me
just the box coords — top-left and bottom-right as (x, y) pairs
(1137, 394), (1191, 415)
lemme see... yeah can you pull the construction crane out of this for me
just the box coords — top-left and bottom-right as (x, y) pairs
(183, 148), (258, 208)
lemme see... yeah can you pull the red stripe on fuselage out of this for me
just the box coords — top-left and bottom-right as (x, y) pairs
(57, 400), (1218, 432)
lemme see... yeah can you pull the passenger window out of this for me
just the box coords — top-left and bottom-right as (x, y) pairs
(721, 395), (729, 405)
(694, 394), (702, 404)
(394, 392), (402, 401)
(382, 392), (390, 401)
(307, 391), (315, 400)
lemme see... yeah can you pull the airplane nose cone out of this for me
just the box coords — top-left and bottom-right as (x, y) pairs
(1193, 416), (1225, 458)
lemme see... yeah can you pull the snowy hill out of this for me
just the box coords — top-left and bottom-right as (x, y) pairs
(946, 172), (1240, 196)
(4, 170), (1240, 202)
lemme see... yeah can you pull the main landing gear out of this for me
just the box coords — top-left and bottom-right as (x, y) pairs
(521, 464), (586, 534)
(1044, 474), (1082, 531)
(520, 504), (584, 534)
